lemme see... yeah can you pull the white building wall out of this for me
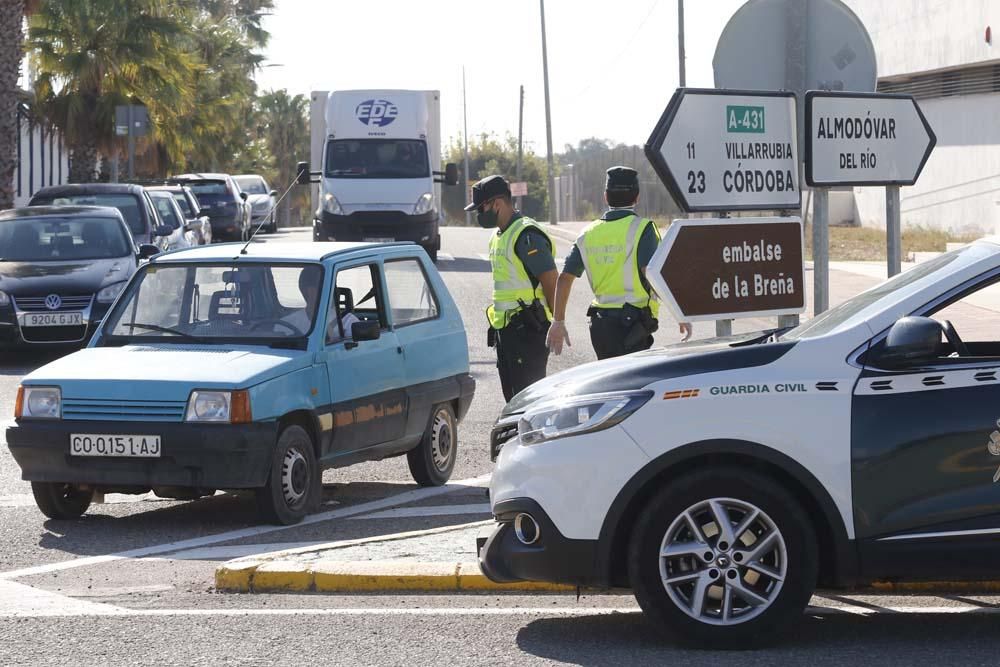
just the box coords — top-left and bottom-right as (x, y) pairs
(13, 106), (70, 208)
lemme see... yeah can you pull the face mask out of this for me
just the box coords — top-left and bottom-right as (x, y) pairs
(477, 204), (499, 229)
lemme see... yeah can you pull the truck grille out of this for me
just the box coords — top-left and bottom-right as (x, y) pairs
(14, 295), (93, 312)
(62, 397), (188, 422)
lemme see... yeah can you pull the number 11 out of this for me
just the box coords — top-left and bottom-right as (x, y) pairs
(686, 142), (696, 159)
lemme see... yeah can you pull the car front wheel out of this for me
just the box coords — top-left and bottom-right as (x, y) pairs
(32, 482), (94, 520)
(628, 468), (817, 649)
(256, 425), (319, 525)
(407, 404), (457, 486)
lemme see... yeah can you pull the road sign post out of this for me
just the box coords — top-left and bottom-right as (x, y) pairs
(646, 217), (806, 322)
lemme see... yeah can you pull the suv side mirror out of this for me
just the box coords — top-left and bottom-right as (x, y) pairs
(269, 189), (278, 197)
(239, 191), (248, 201)
(137, 244), (161, 260)
(351, 320), (380, 342)
(878, 316), (942, 367)
(296, 161), (311, 185)
(444, 162), (459, 186)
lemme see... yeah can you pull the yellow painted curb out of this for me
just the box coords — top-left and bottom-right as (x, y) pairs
(455, 563), (574, 592)
(313, 561), (460, 592)
(252, 561), (313, 593)
(214, 560), (262, 593)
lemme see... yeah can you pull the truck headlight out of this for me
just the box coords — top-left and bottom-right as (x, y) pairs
(322, 193), (345, 215)
(413, 192), (434, 215)
(517, 391), (652, 445)
(97, 282), (126, 304)
(16, 385), (61, 420)
(185, 390), (252, 423)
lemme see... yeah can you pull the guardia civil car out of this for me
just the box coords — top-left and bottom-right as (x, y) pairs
(8, 241), (473, 525)
(481, 238), (1000, 647)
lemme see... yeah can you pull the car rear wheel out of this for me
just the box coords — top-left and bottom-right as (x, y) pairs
(407, 404), (457, 486)
(256, 425), (319, 525)
(31, 482), (94, 520)
(628, 468), (817, 649)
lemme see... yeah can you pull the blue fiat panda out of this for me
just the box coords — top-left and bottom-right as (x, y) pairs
(7, 242), (474, 524)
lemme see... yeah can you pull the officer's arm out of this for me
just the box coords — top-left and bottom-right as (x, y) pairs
(553, 242), (585, 321)
(516, 229), (559, 311)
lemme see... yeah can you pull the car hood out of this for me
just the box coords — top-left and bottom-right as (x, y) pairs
(502, 332), (796, 416)
(0, 257), (132, 296)
(247, 194), (272, 206)
(24, 345), (308, 401)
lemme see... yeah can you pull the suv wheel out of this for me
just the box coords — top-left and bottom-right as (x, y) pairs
(407, 404), (457, 486)
(32, 482), (94, 520)
(256, 425), (319, 525)
(628, 468), (817, 649)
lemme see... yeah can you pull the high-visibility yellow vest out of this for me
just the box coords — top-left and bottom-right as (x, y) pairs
(577, 213), (660, 317)
(487, 216), (553, 329)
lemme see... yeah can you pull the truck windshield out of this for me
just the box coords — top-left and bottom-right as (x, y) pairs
(104, 262), (324, 344)
(325, 139), (429, 179)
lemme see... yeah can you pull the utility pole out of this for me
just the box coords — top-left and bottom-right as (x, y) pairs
(463, 66), (471, 227)
(516, 84), (524, 210)
(678, 0), (686, 87)
(540, 0), (557, 224)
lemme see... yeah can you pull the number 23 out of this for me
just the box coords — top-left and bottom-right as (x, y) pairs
(687, 170), (706, 194)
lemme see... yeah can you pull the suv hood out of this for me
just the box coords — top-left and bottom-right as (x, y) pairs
(24, 345), (308, 401)
(502, 332), (795, 417)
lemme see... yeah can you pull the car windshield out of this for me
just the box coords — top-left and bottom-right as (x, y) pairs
(104, 262), (323, 344)
(32, 193), (145, 236)
(0, 216), (131, 261)
(325, 139), (429, 178)
(182, 181), (230, 204)
(148, 193), (182, 229)
(235, 176), (267, 194)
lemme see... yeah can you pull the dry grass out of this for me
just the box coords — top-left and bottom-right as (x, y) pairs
(803, 224), (980, 261)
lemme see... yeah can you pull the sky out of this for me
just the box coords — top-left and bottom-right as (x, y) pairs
(255, 0), (748, 154)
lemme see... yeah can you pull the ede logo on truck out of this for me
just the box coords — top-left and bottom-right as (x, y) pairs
(355, 99), (398, 127)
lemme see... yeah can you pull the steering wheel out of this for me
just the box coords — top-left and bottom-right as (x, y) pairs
(250, 318), (304, 336)
(941, 319), (969, 357)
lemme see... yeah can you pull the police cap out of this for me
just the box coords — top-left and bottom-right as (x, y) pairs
(464, 175), (511, 211)
(605, 166), (639, 192)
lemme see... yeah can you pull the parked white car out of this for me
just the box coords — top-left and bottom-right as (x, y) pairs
(234, 174), (277, 234)
(147, 190), (197, 252)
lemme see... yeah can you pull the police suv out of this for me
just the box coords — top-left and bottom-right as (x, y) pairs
(480, 238), (1000, 647)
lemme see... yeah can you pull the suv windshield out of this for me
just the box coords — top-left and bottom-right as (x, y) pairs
(0, 216), (131, 261)
(325, 139), (429, 178)
(32, 193), (145, 237)
(235, 176), (267, 194)
(148, 192), (182, 229)
(105, 262), (323, 343)
(171, 192), (193, 216)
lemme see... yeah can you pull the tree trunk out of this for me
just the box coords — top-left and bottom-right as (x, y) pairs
(68, 138), (99, 183)
(0, 0), (26, 210)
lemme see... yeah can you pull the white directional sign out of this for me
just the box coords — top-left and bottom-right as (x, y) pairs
(805, 91), (936, 186)
(645, 88), (801, 213)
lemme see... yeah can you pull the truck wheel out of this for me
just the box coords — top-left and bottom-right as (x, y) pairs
(256, 425), (318, 525)
(31, 482), (94, 520)
(628, 468), (817, 649)
(407, 404), (457, 486)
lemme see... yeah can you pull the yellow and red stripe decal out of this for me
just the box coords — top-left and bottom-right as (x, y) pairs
(663, 389), (700, 400)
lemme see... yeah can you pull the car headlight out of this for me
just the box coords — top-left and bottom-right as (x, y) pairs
(16, 385), (61, 420)
(517, 390), (652, 445)
(96, 282), (126, 304)
(413, 192), (434, 215)
(0, 291), (8, 306)
(253, 201), (270, 213)
(322, 193), (345, 215)
(185, 390), (252, 423)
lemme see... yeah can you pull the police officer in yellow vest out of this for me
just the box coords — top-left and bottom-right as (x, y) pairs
(466, 175), (558, 402)
(547, 166), (691, 359)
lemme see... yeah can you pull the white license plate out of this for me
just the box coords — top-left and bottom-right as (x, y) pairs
(22, 312), (83, 327)
(363, 237), (395, 243)
(70, 434), (161, 458)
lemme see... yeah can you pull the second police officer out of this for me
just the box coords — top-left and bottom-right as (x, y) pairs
(466, 175), (558, 402)
(547, 166), (691, 359)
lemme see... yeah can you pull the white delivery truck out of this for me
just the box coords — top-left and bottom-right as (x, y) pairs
(298, 90), (458, 261)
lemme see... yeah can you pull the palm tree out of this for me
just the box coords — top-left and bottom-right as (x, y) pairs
(27, 0), (196, 182)
(0, 0), (32, 209)
(257, 90), (308, 226)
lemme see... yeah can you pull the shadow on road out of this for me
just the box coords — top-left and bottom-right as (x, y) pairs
(515, 611), (1000, 664)
(437, 256), (490, 273)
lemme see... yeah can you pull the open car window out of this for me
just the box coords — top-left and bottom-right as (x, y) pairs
(326, 263), (385, 344)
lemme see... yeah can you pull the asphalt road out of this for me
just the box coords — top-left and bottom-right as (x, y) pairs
(3, 226), (1000, 665)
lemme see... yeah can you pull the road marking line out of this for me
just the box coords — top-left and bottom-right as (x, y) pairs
(144, 543), (334, 561)
(0, 474), (490, 581)
(347, 503), (491, 520)
(436, 253), (454, 261)
(0, 580), (125, 617)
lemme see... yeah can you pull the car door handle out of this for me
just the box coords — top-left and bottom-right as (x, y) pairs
(397, 346), (403, 354)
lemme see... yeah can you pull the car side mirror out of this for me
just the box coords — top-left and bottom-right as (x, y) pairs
(239, 192), (248, 201)
(444, 162), (459, 186)
(351, 320), (380, 342)
(153, 224), (173, 237)
(878, 316), (942, 367)
(137, 244), (161, 260)
(296, 161), (311, 185)
(269, 189), (278, 197)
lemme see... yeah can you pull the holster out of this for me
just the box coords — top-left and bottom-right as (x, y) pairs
(515, 299), (548, 333)
(622, 303), (658, 349)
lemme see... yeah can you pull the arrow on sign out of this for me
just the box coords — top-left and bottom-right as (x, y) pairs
(646, 217), (805, 322)
(644, 88), (801, 213)
(805, 91), (936, 187)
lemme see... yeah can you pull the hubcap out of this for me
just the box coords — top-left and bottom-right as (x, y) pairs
(281, 448), (309, 507)
(658, 497), (787, 626)
(430, 411), (453, 472)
